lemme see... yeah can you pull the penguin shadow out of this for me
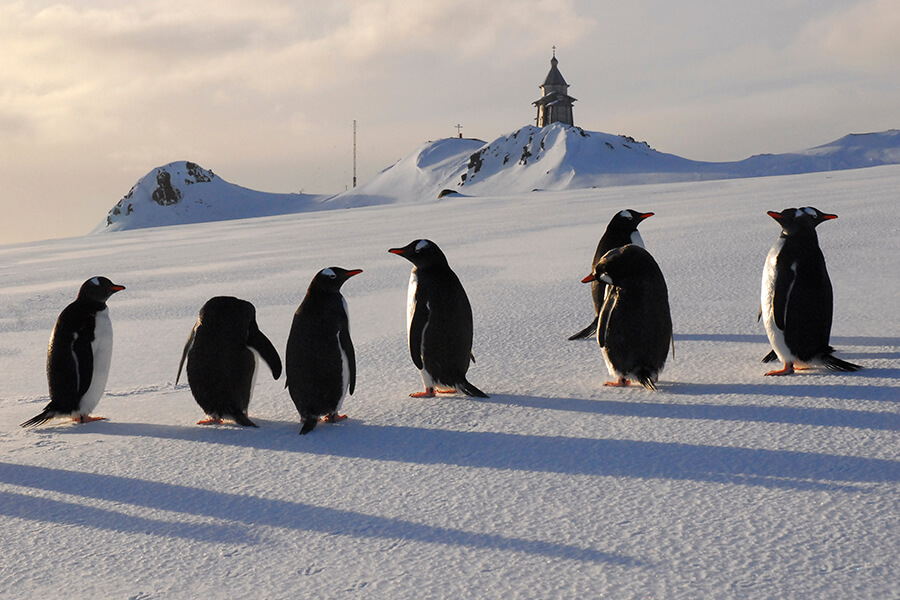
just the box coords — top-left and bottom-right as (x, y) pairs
(60, 416), (899, 493)
(482, 391), (900, 432)
(675, 333), (900, 361)
(0, 460), (638, 567)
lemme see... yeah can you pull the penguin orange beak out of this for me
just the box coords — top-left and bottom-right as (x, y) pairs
(766, 210), (783, 221)
(111, 285), (126, 292)
(822, 213), (838, 220)
(639, 212), (654, 219)
(345, 269), (363, 277)
(581, 273), (596, 283)
(388, 248), (403, 255)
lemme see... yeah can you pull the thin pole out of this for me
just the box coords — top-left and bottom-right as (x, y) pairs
(352, 120), (357, 188)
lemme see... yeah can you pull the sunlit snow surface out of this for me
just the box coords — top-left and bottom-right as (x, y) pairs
(2, 165), (899, 599)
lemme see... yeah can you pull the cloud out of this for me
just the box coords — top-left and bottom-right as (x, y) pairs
(794, 0), (900, 72)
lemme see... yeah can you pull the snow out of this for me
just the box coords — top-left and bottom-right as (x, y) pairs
(2, 163), (899, 599)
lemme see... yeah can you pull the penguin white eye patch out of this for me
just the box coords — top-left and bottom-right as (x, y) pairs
(619, 210), (632, 219)
(321, 268), (336, 278)
(415, 240), (429, 252)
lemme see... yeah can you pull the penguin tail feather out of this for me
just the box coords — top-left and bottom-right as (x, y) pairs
(458, 379), (489, 398)
(568, 317), (598, 341)
(761, 350), (778, 363)
(299, 418), (318, 435)
(638, 377), (658, 391)
(822, 354), (863, 372)
(232, 412), (259, 427)
(20, 410), (54, 428)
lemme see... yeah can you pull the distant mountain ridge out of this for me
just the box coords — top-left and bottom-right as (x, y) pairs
(95, 127), (900, 233)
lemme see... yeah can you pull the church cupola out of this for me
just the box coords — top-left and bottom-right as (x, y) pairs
(532, 48), (576, 127)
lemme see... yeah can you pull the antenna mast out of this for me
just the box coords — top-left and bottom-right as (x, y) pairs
(352, 120), (357, 188)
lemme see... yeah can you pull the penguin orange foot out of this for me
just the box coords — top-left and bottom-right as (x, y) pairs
(76, 415), (105, 423)
(411, 388), (436, 398)
(765, 363), (795, 376)
(604, 378), (631, 387)
(322, 413), (347, 423)
(197, 417), (224, 425)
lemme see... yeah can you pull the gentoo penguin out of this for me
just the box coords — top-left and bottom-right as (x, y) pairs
(389, 239), (488, 398)
(569, 209), (654, 340)
(582, 244), (672, 390)
(759, 207), (862, 375)
(21, 277), (125, 427)
(176, 297), (282, 426)
(285, 267), (361, 435)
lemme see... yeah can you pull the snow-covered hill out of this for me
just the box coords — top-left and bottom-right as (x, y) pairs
(96, 161), (326, 233)
(3, 164), (899, 599)
(94, 128), (900, 233)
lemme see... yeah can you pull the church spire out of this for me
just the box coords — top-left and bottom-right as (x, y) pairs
(533, 48), (576, 127)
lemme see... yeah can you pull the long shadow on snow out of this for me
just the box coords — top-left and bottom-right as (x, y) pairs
(0, 488), (257, 545)
(75, 420), (897, 492)
(480, 393), (900, 431)
(0, 461), (636, 566)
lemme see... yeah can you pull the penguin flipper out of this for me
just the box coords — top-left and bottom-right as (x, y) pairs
(457, 378), (489, 398)
(247, 321), (282, 380)
(568, 317), (598, 341)
(339, 326), (356, 395)
(408, 301), (430, 370)
(176, 327), (195, 384)
(45, 320), (93, 413)
(761, 350), (778, 363)
(771, 260), (796, 331)
(20, 409), (55, 428)
(596, 292), (617, 348)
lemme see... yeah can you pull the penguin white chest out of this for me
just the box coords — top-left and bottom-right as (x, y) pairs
(629, 230), (645, 248)
(406, 271), (418, 331)
(80, 308), (114, 415)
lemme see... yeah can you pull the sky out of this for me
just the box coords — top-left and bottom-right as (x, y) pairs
(2, 0), (899, 245)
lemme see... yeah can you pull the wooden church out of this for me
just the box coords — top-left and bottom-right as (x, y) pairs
(533, 48), (576, 127)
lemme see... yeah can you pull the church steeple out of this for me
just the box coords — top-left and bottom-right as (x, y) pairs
(533, 47), (576, 127)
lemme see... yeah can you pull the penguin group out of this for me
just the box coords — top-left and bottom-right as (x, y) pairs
(19, 206), (862, 432)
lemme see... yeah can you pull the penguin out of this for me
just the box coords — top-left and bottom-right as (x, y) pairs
(581, 244), (672, 390)
(389, 239), (488, 398)
(569, 209), (654, 340)
(21, 277), (125, 427)
(176, 297), (282, 426)
(285, 267), (361, 435)
(759, 207), (862, 376)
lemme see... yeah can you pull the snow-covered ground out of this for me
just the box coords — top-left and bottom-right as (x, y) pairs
(2, 164), (898, 599)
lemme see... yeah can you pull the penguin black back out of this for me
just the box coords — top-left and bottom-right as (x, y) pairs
(177, 296), (282, 426)
(569, 209), (654, 340)
(389, 239), (488, 398)
(286, 267), (361, 434)
(583, 244), (672, 390)
(22, 276), (125, 428)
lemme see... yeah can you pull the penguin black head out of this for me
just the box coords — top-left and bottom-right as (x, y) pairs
(77, 276), (125, 305)
(608, 209), (654, 232)
(388, 239), (448, 268)
(308, 267), (363, 294)
(582, 244), (656, 288)
(767, 207), (837, 236)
